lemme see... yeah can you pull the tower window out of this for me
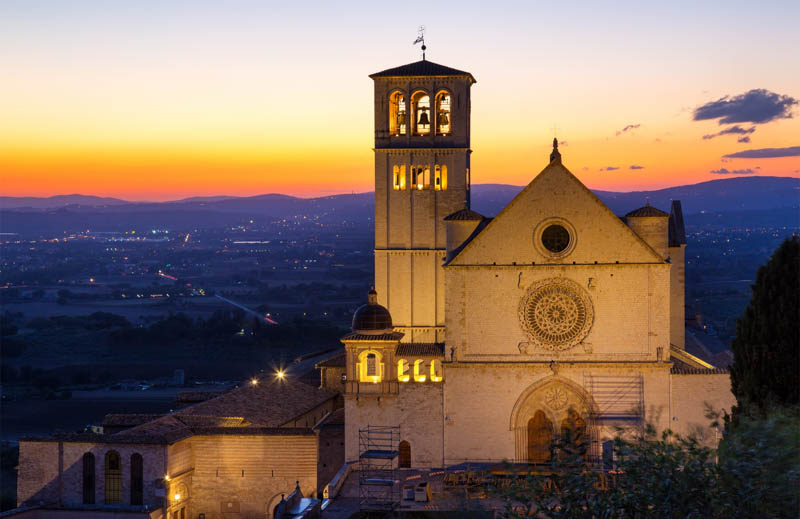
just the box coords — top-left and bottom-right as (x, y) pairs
(434, 165), (447, 191)
(393, 165), (406, 191)
(413, 166), (428, 190)
(366, 353), (377, 377)
(435, 92), (451, 135)
(389, 92), (406, 136)
(430, 359), (443, 382)
(358, 350), (382, 382)
(412, 92), (431, 135)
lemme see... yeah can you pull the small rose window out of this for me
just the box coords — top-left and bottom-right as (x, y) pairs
(541, 224), (570, 253)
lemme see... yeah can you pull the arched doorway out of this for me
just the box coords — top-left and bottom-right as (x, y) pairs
(527, 410), (553, 463)
(399, 440), (411, 468)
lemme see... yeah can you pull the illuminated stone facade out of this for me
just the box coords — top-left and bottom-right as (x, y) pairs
(341, 58), (735, 468)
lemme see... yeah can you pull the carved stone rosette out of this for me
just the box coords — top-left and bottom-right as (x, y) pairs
(518, 278), (594, 351)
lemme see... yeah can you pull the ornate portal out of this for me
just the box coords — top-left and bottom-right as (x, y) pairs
(519, 278), (594, 351)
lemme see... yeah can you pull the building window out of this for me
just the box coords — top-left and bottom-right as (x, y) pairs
(397, 359), (410, 382)
(435, 92), (451, 135)
(466, 168), (470, 190)
(130, 453), (143, 506)
(429, 359), (442, 382)
(392, 165), (406, 191)
(541, 224), (571, 253)
(412, 92), (431, 135)
(82, 452), (95, 505)
(413, 359), (427, 382)
(399, 441), (411, 468)
(412, 165), (428, 190)
(389, 92), (406, 136)
(358, 350), (382, 383)
(104, 450), (122, 505)
(434, 165), (447, 191)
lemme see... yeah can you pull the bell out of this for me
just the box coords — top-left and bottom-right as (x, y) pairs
(438, 112), (449, 126)
(418, 110), (430, 126)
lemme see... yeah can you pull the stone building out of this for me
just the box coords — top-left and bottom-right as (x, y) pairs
(14, 379), (340, 518)
(338, 57), (735, 468)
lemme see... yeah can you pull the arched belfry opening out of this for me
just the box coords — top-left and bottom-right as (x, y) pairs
(510, 376), (598, 463)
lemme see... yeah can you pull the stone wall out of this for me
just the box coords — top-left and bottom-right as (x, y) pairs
(17, 440), (166, 510)
(187, 434), (317, 519)
(670, 372), (735, 444)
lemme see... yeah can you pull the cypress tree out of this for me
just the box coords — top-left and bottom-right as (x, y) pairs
(730, 235), (800, 413)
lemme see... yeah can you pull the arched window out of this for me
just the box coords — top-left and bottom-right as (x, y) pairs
(130, 453), (143, 505)
(429, 359), (442, 382)
(397, 359), (410, 382)
(104, 450), (122, 504)
(357, 350), (383, 383)
(434, 165), (447, 191)
(399, 441), (411, 468)
(411, 92), (431, 135)
(435, 92), (451, 135)
(389, 92), (406, 136)
(82, 452), (95, 505)
(392, 165), (406, 191)
(413, 359), (427, 382)
(412, 165), (428, 190)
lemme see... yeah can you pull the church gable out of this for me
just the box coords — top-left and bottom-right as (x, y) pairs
(449, 160), (664, 266)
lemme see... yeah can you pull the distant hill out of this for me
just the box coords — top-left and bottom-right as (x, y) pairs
(0, 194), (130, 210)
(1, 176), (797, 233)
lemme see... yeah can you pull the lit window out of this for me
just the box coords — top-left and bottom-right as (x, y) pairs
(430, 359), (442, 382)
(413, 359), (427, 382)
(412, 92), (431, 135)
(434, 165), (447, 191)
(435, 92), (451, 135)
(389, 92), (407, 136)
(397, 359), (410, 382)
(413, 166), (427, 190)
(466, 168), (470, 190)
(358, 350), (383, 383)
(393, 165), (406, 191)
(423, 166), (431, 190)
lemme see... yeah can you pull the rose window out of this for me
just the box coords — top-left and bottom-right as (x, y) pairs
(519, 279), (594, 351)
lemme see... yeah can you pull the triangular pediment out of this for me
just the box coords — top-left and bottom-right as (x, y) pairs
(449, 161), (664, 266)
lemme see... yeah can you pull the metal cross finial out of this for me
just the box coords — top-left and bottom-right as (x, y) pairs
(413, 26), (427, 60)
(551, 124), (560, 138)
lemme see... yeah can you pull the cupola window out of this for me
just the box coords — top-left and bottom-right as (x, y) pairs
(435, 92), (451, 135)
(413, 359), (427, 382)
(389, 92), (406, 136)
(397, 359), (410, 382)
(412, 92), (431, 135)
(358, 350), (383, 383)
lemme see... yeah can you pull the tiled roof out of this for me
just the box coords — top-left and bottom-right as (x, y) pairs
(190, 427), (314, 436)
(625, 203), (669, 218)
(443, 208), (484, 221)
(341, 331), (404, 342)
(671, 365), (730, 375)
(370, 60), (475, 82)
(102, 414), (163, 427)
(395, 343), (445, 356)
(316, 351), (346, 368)
(176, 415), (248, 427)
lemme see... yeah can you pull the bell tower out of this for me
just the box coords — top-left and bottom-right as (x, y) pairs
(370, 59), (476, 342)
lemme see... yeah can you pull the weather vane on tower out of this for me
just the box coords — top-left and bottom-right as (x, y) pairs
(413, 26), (427, 60)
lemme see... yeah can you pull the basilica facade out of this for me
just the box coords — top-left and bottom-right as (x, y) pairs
(338, 58), (735, 468)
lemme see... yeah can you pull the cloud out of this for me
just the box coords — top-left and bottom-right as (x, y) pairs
(604, 166), (620, 171)
(693, 89), (798, 124)
(654, 138), (662, 143)
(738, 136), (751, 143)
(722, 146), (800, 159)
(710, 168), (757, 175)
(629, 165), (645, 170)
(559, 140), (568, 146)
(616, 124), (640, 136)
(702, 125), (756, 140)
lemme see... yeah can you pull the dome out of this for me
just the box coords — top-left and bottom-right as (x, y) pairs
(351, 289), (393, 334)
(625, 202), (668, 218)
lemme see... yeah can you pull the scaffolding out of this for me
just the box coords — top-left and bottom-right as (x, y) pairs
(358, 426), (399, 511)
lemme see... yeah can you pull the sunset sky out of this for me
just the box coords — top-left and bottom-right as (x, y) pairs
(1, 1), (798, 201)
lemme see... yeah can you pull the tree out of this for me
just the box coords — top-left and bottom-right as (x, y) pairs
(730, 235), (800, 413)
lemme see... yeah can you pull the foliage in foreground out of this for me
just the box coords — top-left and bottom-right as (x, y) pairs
(490, 411), (800, 519)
